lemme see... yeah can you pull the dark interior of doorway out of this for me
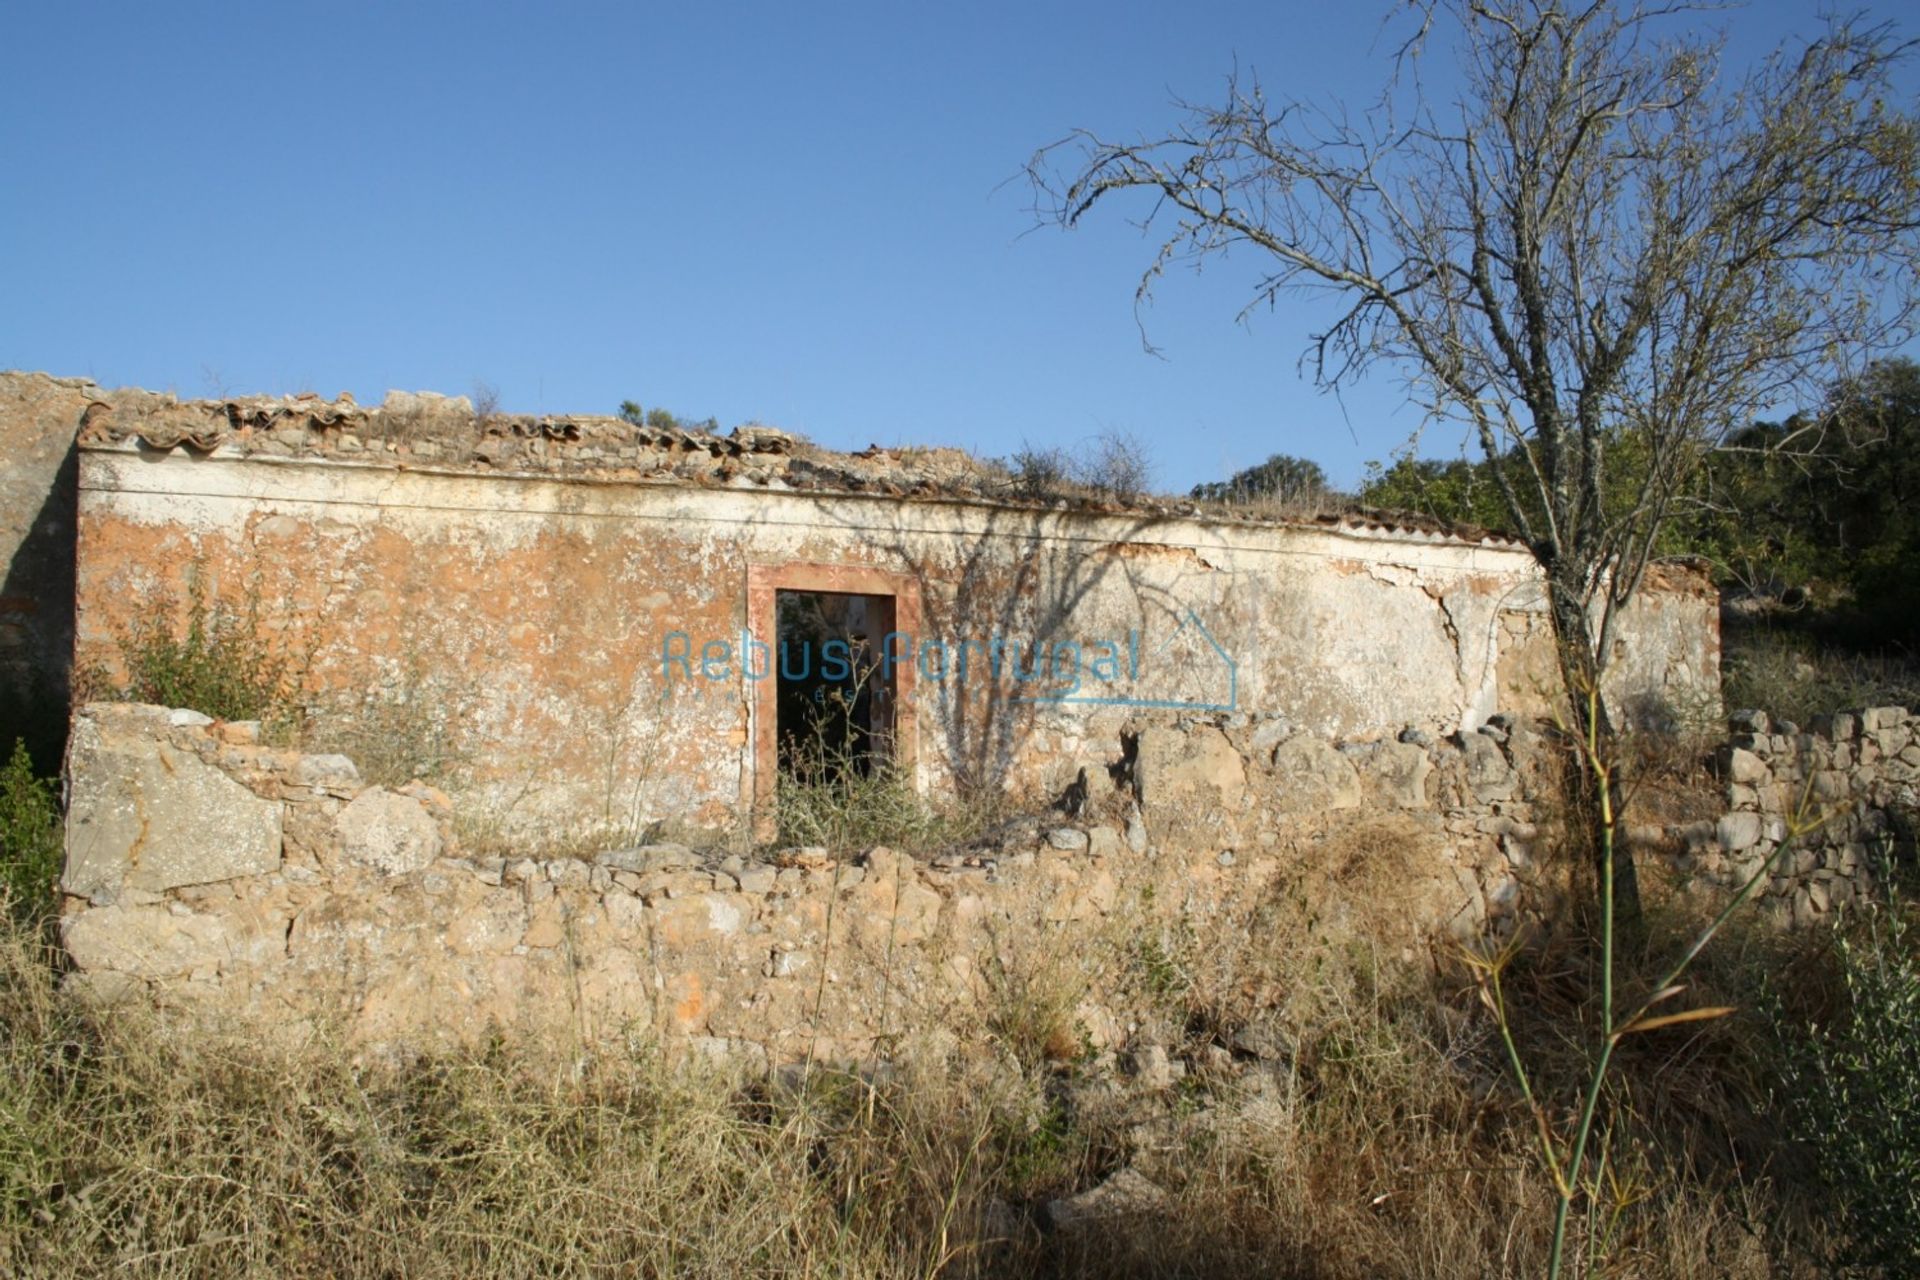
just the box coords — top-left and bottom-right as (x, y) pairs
(775, 589), (896, 782)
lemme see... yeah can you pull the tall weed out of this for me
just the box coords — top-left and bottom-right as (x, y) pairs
(773, 693), (988, 854)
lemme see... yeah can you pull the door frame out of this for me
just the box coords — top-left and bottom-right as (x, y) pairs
(744, 561), (922, 831)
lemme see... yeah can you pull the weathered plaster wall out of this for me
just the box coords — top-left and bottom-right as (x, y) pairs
(72, 443), (1719, 839)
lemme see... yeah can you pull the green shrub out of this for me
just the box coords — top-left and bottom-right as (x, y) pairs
(775, 753), (965, 854)
(1774, 901), (1920, 1274)
(616, 400), (719, 433)
(1191, 453), (1328, 507)
(116, 584), (298, 727)
(0, 741), (60, 926)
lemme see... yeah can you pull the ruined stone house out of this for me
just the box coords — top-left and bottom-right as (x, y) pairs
(1, 371), (1718, 843)
(2, 371), (1719, 834)
(0, 370), (1751, 1057)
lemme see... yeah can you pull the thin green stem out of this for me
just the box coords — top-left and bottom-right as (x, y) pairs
(1489, 962), (1566, 1191)
(1551, 1037), (1618, 1275)
(1511, 690), (1815, 1278)
(1550, 724), (1616, 1279)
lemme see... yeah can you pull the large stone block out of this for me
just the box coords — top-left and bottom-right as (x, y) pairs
(894, 880), (946, 943)
(1720, 746), (1768, 785)
(62, 903), (235, 979)
(1136, 725), (1246, 815)
(63, 707), (282, 899)
(1367, 740), (1433, 809)
(1716, 811), (1764, 852)
(1461, 732), (1515, 803)
(1270, 737), (1362, 811)
(334, 787), (442, 875)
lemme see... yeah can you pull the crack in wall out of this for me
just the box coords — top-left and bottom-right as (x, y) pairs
(1426, 586), (1464, 687)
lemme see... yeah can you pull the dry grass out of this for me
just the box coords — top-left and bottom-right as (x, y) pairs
(1188, 488), (1356, 524)
(1722, 625), (1920, 726)
(362, 397), (488, 448)
(300, 658), (478, 790)
(0, 850), (1837, 1278)
(773, 756), (1000, 858)
(0, 919), (1006, 1279)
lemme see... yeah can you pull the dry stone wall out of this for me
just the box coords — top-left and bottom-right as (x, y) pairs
(1656, 705), (1920, 926)
(67, 696), (1912, 1061)
(60, 701), (1561, 1062)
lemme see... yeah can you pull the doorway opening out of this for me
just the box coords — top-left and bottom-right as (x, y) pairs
(746, 562), (919, 828)
(775, 589), (897, 783)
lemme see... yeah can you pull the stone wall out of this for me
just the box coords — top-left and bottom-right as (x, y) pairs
(60, 701), (1559, 1061)
(68, 692), (1917, 1059)
(22, 368), (1739, 1061)
(53, 373), (1720, 843)
(0, 373), (90, 761)
(1655, 706), (1920, 926)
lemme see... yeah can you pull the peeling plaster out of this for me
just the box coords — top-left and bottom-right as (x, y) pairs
(72, 448), (1720, 835)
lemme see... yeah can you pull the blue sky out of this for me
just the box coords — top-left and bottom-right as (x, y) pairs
(3, 1), (1906, 493)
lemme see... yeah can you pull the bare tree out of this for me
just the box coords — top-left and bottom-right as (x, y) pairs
(1030, 0), (1920, 913)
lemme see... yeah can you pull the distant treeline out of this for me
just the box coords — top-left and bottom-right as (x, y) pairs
(1193, 359), (1920, 649)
